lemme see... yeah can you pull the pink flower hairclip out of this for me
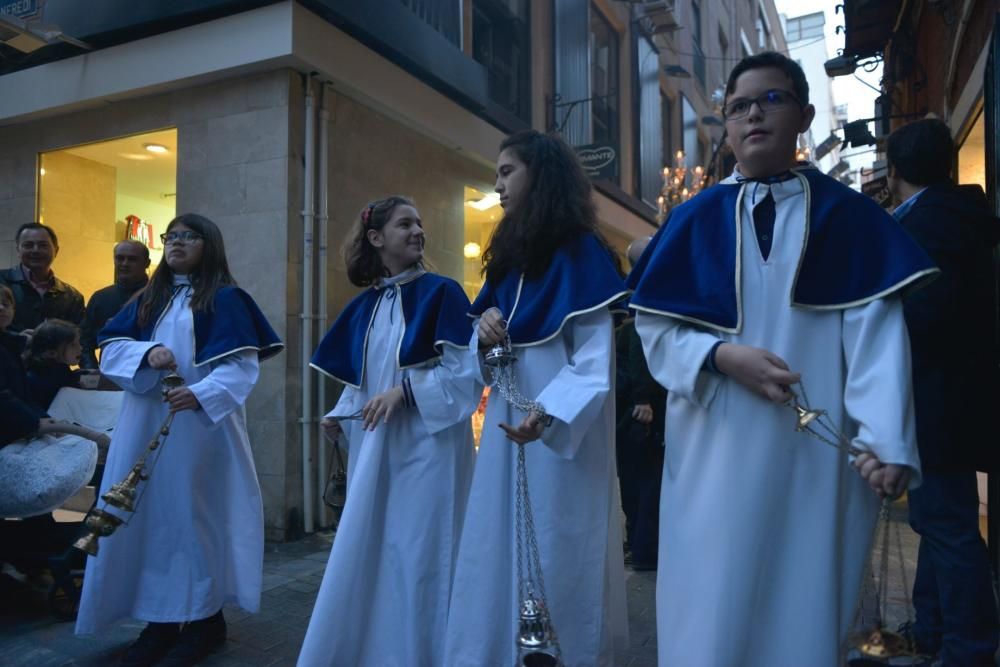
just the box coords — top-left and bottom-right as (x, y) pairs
(361, 205), (375, 226)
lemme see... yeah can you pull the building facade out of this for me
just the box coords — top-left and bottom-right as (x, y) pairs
(837, 0), (1000, 564)
(0, 0), (786, 539)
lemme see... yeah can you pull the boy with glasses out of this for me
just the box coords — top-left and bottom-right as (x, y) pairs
(627, 52), (935, 665)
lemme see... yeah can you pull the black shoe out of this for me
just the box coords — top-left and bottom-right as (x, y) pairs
(120, 622), (181, 667)
(630, 560), (657, 572)
(896, 620), (940, 657)
(158, 610), (226, 667)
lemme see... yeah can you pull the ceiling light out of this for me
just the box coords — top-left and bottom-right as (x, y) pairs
(466, 193), (501, 210)
(464, 242), (482, 259)
(144, 143), (168, 154)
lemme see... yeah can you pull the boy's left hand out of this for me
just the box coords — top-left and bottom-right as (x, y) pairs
(165, 387), (202, 413)
(853, 452), (911, 499)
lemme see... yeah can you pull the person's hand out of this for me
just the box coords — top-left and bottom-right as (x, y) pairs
(79, 370), (101, 389)
(147, 345), (177, 371)
(361, 387), (405, 431)
(853, 452), (911, 499)
(478, 308), (507, 348)
(714, 343), (800, 404)
(91, 432), (111, 464)
(164, 387), (201, 412)
(632, 403), (654, 425)
(321, 417), (342, 443)
(499, 412), (547, 445)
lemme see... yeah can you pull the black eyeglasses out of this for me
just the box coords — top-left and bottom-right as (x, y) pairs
(160, 231), (203, 245)
(723, 89), (802, 121)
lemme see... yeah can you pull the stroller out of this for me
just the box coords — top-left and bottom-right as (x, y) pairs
(0, 387), (120, 620)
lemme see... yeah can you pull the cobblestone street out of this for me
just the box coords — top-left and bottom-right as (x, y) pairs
(0, 505), (923, 667)
(0, 531), (659, 667)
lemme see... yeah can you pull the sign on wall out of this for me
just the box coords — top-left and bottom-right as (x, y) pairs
(576, 143), (618, 181)
(0, 0), (42, 20)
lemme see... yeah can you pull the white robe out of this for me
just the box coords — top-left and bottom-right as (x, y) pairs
(298, 275), (479, 667)
(635, 176), (921, 666)
(444, 308), (628, 667)
(76, 280), (264, 634)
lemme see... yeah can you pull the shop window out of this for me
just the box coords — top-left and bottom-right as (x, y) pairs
(958, 109), (985, 189)
(692, 0), (705, 89)
(463, 185), (502, 446)
(472, 0), (531, 122)
(590, 5), (619, 171)
(37, 129), (177, 303)
(681, 93), (698, 166)
(662, 92), (675, 164)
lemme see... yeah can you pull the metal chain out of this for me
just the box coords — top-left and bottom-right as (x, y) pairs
(517, 441), (561, 658)
(490, 340), (562, 661)
(493, 361), (547, 417)
(794, 382), (915, 659)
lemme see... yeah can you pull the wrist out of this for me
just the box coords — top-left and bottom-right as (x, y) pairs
(705, 341), (727, 375)
(400, 378), (416, 408)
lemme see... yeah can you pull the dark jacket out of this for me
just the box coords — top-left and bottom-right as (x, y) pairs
(615, 320), (667, 446)
(79, 281), (145, 369)
(900, 183), (1000, 472)
(0, 266), (85, 333)
(0, 331), (46, 446)
(25, 361), (81, 412)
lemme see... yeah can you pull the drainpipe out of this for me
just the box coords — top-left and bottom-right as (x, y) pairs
(316, 82), (331, 526)
(300, 75), (317, 534)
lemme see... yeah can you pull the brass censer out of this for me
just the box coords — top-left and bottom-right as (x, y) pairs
(74, 373), (186, 556)
(788, 382), (916, 662)
(485, 335), (562, 667)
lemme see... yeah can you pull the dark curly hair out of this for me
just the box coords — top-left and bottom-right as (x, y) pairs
(343, 196), (417, 287)
(24, 318), (78, 367)
(137, 213), (236, 327)
(483, 130), (619, 282)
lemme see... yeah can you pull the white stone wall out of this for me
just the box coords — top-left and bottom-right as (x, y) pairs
(0, 69), (300, 541)
(0, 68), (501, 540)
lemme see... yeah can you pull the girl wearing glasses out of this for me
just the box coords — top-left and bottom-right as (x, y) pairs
(75, 214), (283, 667)
(300, 196), (479, 667)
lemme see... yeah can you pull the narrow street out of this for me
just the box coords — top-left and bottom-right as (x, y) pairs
(1, 505), (919, 667)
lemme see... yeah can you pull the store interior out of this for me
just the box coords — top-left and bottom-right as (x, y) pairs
(37, 129), (177, 301)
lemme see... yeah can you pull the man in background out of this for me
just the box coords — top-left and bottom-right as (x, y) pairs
(0, 222), (84, 333)
(79, 240), (150, 369)
(888, 117), (1000, 666)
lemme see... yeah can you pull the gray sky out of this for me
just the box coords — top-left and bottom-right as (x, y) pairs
(774, 0), (883, 177)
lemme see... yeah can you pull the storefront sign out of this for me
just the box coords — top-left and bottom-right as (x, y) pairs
(576, 143), (618, 181)
(861, 174), (891, 208)
(0, 0), (41, 19)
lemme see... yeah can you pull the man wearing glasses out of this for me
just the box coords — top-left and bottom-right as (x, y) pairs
(0, 222), (85, 334)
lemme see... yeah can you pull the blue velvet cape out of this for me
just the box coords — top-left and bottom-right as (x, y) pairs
(310, 272), (472, 388)
(469, 233), (629, 345)
(98, 285), (284, 365)
(627, 166), (938, 333)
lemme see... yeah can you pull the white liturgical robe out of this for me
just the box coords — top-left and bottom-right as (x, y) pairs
(635, 176), (921, 666)
(76, 278), (264, 634)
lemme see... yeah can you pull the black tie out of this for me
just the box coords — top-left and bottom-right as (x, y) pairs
(753, 191), (775, 261)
